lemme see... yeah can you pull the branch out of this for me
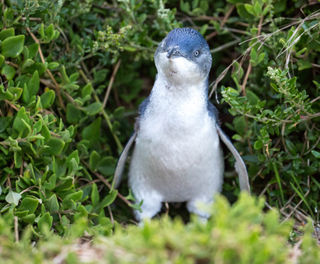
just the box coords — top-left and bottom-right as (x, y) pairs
(26, 27), (66, 110)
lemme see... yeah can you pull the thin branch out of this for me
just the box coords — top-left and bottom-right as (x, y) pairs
(102, 60), (121, 109)
(79, 69), (123, 152)
(26, 27), (66, 110)
(82, 160), (132, 207)
(241, 16), (264, 95)
(206, 5), (235, 41)
(210, 39), (241, 54)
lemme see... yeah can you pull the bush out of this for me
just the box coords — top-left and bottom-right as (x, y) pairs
(0, 194), (319, 263)
(0, 0), (319, 262)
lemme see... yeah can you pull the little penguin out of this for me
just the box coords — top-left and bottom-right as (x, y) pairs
(113, 27), (250, 221)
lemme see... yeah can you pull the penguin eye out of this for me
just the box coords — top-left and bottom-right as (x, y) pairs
(193, 50), (200, 57)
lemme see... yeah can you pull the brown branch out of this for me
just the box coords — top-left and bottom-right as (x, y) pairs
(26, 27), (66, 110)
(206, 5), (235, 41)
(241, 16), (264, 95)
(14, 216), (19, 242)
(4, 100), (19, 111)
(102, 60), (121, 109)
(5, 61), (19, 68)
(241, 63), (251, 96)
(82, 161), (133, 207)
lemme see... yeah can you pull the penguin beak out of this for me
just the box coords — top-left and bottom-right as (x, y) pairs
(166, 47), (181, 58)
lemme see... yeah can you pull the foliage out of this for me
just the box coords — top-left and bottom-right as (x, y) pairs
(0, 0), (320, 261)
(0, 194), (319, 263)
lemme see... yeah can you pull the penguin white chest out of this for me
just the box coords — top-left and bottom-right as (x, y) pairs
(129, 85), (224, 202)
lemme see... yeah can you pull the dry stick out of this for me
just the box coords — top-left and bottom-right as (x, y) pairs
(107, 206), (114, 225)
(14, 216), (19, 242)
(82, 160), (132, 207)
(242, 16), (264, 154)
(102, 60), (121, 109)
(210, 39), (241, 54)
(26, 27), (66, 110)
(241, 15), (264, 94)
(78, 69), (123, 152)
(206, 5), (235, 41)
(4, 100), (19, 111)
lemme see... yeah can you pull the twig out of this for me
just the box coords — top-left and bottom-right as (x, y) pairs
(206, 5), (235, 41)
(210, 39), (241, 54)
(241, 63), (251, 96)
(107, 206), (114, 225)
(14, 216), (19, 242)
(82, 160), (132, 207)
(5, 100), (19, 111)
(21, 17), (41, 21)
(241, 16), (264, 95)
(102, 60), (121, 109)
(5, 61), (19, 68)
(26, 27), (66, 110)
(79, 69), (123, 153)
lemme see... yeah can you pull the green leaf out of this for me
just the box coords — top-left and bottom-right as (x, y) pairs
(13, 107), (31, 136)
(66, 103), (83, 124)
(46, 138), (65, 155)
(27, 43), (39, 58)
(48, 62), (59, 69)
(81, 83), (93, 98)
(97, 189), (118, 210)
(63, 190), (83, 208)
(84, 102), (102, 115)
(5, 191), (22, 206)
(0, 28), (15, 41)
(47, 194), (59, 213)
(236, 4), (254, 19)
(91, 183), (100, 207)
(246, 90), (260, 105)
(45, 24), (55, 40)
(22, 214), (35, 224)
(113, 106), (125, 118)
(244, 4), (254, 15)
(28, 70), (40, 96)
(89, 151), (101, 170)
(1, 64), (16, 80)
(1, 35), (25, 58)
(233, 116), (246, 136)
(253, 1), (262, 16)
(19, 196), (39, 213)
(40, 89), (55, 108)
(0, 54), (4, 67)
(98, 156), (116, 176)
(311, 150), (320, 159)
(38, 212), (53, 231)
(254, 140), (263, 150)
(8, 87), (22, 101)
(41, 124), (51, 140)
(82, 117), (101, 145)
(14, 151), (22, 168)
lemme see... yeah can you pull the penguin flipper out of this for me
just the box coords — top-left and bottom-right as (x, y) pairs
(112, 131), (137, 189)
(216, 124), (250, 193)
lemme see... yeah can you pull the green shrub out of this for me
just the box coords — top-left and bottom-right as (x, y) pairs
(0, 0), (320, 261)
(0, 194), (319, 263)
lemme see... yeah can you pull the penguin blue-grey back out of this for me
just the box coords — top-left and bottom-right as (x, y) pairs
(113, 28), (250, 222)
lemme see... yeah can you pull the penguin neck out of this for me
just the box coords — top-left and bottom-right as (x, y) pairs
(150, 73), (208, 112)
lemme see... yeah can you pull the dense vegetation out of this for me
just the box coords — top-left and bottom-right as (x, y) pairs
(0, 0), (319, 262)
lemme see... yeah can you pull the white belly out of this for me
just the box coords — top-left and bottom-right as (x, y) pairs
(129, 112), (224, 202)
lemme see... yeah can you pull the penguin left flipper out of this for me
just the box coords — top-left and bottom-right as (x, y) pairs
(215, 124), (250, 193)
